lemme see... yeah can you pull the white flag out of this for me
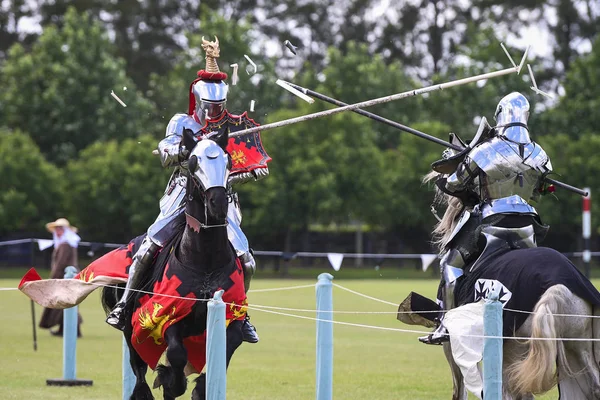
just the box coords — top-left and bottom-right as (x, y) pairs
(420, 254), (437, 272)
(327, 253), (344, 271)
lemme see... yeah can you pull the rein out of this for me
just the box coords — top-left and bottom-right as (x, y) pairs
(185, 212), (228, 232)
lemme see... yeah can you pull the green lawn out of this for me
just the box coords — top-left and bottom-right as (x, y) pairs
(0, 272), (566, 399)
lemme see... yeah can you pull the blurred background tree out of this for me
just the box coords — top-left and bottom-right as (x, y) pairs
(0, 0), (598, 255)
(0, 8), (157, 165)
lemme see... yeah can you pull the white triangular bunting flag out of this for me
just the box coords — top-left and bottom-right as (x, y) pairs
(327, 253), (344, 271)
(420, 254), (437, 272)
(37, 239), (54, 251)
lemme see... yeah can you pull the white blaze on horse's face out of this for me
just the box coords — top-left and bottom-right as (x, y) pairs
(189, 139), (229, 190)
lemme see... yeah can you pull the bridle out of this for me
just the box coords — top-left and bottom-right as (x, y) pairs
(185, 170), (228, 230)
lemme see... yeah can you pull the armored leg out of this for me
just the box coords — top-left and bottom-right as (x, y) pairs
(239, 250), (256, 293)
(226, 204), (259, 344)
(419, 249), (464, 345)
(237, 249), (259, 344)
(106, 236), (160, 331)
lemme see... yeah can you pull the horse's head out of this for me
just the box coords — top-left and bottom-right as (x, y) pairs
(186, 138), (230, 225)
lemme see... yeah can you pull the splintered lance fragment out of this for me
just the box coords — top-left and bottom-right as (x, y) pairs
(250, 100), (255, 112)
(230, 64), (239, 85)
(275, 79), (314, 104)
(244, 54), (257, 75)
(110, 90), (127, 107)
(284, 40), (297, 55)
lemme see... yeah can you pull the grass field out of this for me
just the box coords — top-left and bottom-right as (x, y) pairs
(0, 270), (571, 399)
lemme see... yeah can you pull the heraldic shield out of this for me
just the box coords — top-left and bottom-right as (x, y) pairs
(199, 111), (271, 176)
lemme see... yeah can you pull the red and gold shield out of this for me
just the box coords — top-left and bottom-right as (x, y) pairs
(199, 111), (271, 176)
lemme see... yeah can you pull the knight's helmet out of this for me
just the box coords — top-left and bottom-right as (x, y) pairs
(494, 92), (531, 144)
(188, 36), (229, 126)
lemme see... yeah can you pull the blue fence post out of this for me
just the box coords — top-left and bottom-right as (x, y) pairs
(206, 289), (227, 400)
(123, 337), (135, 399)
(316, 273), (333, 400)
(483, 286), (503, 400)
(62, 266), (78, 380)
(46, 266), (93, 386)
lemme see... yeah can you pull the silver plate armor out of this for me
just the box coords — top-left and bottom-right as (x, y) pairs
(495, 92), (531, 144)
(476, 194), (538, 220)
(444, 135), (552, 204)
(192, 80), (228, 123)
(227, 192), (249, 255)
(159, 114), (204, 168)
(190, 140), (229, 190)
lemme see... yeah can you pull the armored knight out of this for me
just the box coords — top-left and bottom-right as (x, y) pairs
(419, 92), (553, 345)
(105, 37), (270, 344)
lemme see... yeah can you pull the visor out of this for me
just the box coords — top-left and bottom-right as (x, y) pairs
(193, 80), (228, 102)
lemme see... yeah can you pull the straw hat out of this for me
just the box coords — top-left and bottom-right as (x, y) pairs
(45, 218), (78, 233)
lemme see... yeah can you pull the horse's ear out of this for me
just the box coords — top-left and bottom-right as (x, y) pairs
(188, 155), (198, 173)
(213, 129), (229, 151)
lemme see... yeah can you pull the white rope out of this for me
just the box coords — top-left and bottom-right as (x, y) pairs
(248, 305), (600, 342)
(248, 284), (315, 293)
(332, 283), (398, 306)
(8, 280), (600, 341)
(6, 280), (600, 318)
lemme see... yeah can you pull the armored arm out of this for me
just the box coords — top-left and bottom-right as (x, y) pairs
(157, 114), (203, 168)
(445, 157), (480, 194)
(228, 167), (270, 186)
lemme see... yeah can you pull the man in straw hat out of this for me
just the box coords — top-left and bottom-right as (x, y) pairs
(39, 218), (82, 337)
(105, 36), (270, 344)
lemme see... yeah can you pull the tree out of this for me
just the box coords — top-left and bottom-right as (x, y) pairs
(36, 0), (209, 92)
(379, 121), (452, 250)
(538, 38), (600, 137)
(0, 0), (38, 61)
(147, 7), (280, 124)
(64, 135), (170, 243)
(0, 128), (65, 236)
(308, 41), (425, 150)
(472, 0), (599, 84)
(0, 7), (157, 165)
(237, 103), (386, 250)
(535, 133), (600, 251)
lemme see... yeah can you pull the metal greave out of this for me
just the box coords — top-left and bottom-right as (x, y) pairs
(116, 237), (160, 304)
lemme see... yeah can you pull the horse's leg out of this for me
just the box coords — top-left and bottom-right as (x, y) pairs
(156, 324), (188, 400)
(555, 297), (600, 399)
(124, 331), (154, 400)
(442, 342), (468, 400)
(192, 320), (244, 400)
(502, 332), (532, 400)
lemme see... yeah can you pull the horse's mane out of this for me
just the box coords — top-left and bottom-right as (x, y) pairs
(423, 171), (466, 253)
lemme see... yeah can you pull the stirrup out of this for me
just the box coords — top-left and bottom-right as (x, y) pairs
(418, 325), (449, 345)
(105, 303), (126, 331)
(242, 316), (259, 344)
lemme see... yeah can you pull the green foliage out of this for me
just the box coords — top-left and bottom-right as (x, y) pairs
(64, 135), (170, 242)
(0, 128), (64, 235)
(238, 104), (386, 241)
(535, 133), (600, 247)
(0, 7), (157, 165)
(539, 39), (600, 137)
(311, 42), (424, 149)
(148, 8), (280, 123)
(0, 2), (598, 251)
(383, 121), (450, 226)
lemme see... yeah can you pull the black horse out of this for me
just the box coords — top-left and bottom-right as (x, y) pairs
(102, 136), (245, 400)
